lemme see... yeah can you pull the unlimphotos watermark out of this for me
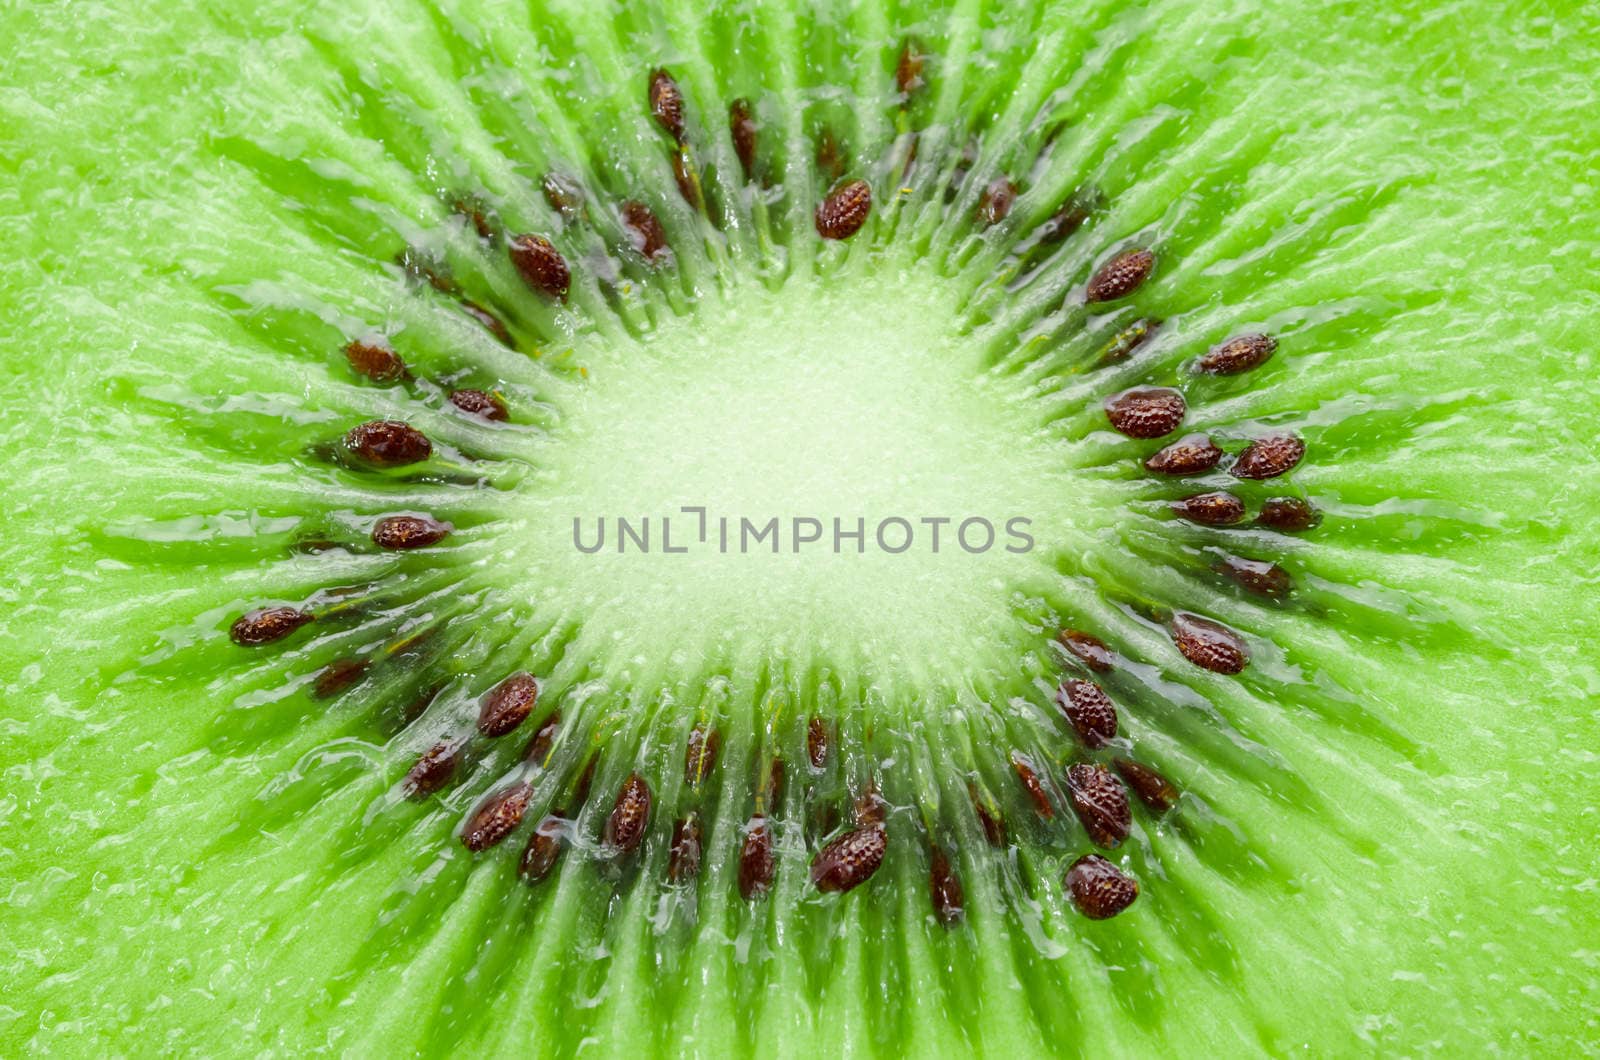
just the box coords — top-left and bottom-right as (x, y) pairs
(572, 507), (1034, 555)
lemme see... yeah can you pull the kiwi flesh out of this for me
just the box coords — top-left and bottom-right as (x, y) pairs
(3, 0), (1599, 1056)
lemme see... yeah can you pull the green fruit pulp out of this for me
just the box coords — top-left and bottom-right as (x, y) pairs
(2, 0), (1598, 1056)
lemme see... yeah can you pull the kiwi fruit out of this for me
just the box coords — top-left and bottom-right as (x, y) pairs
(2, 0), (1597, 1056)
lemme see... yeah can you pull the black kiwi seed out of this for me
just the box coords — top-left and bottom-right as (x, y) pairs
(1113, 757), (1180, 814)
(929, 845), (964, 925)
(541, 172), (584, 219)
(229, 606), (313, 646)
(344, 339), (406, 383)
(761, 757), (787, 812)
(684, 725), (720, 789)
(508, 233), (571, 301)
(1215, 555), (1292, 598)
(815, 179), (872, 240)
(978, 178), (1017, 226)
(1095, 317), (1160, 366)
(477, 672), (538, 737)
(739, 816), (775, 899)
(807, 716), (830, 769)
(605, 773), (652, 854)
(1171, 612), (1250, 674)
(1104, 386), (1186, 439)
(311, 657), (369, 699)
(519, 816), (564, 884)
(404, 739), (463, 800)
(448, 388), (508, 422)
(666, 813), (703, 884)
(1258, 496), (1321, 530)
(811, 823), (888, 893)
(521, 711), (560, 765)
(648, 68), (686, 142)
(1065, 854), (1139, 920)
(1059, 628), (1116, 673)
(1195, 332), (1277, 375)
(371, 514), (451, 550)
(344, 420), (432, 468)
(895, 39), (926, 97)
(968, 783), (1008, 848)
(1144, 433), (1223, 476)
(1231, 433), (1306, 479)
(621, 201), (670, 262)
(1064, 763), (1132, 848)
(1009, 752), (1055, 819)
(729, 99), (758, 178)
(462, 781), (534, 852)
(1056, 678), (1119, 748)
(1172, 491), (1246, 526)
(1085, 247), (1155, 303)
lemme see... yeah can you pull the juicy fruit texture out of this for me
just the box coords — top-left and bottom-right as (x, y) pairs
(3, 0), (1599, 1057)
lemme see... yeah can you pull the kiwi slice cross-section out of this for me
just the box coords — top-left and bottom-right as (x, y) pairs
(3, 0), (1598, 1055)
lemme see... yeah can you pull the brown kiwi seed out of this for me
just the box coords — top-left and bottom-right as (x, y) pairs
(1231, 433), (1306, 479)
(929, 845), (964, 925)
(1195, 332), (1277, 375)
(508, 233), (570, 301)
(1144, 433), (1223, 476)
(371, 514), (451, 551)
(519, 816), (564, 884)
(1009, 752), (1055, 819)
(1094, 317), (1161, 366)
(969, 783), (1008, 848)
(621, 201), (670, 262)
(541, 171), (584, 219)
(1056, 678), (1119, 748)
(806, 716), (830, 769)
(477, 672), (538, 737)
(978, 177), (1017, 226)
(1085, 247), (1155, 303)
(344, 339), (406, 383)
(671, 152), (700, 207)
(815, 179), (872, 240)
(229, 606), (313, 646)
(1171, 612), (1250, 674)
(520, 711), (561, 765)
(343, 420), (432, 468)
(1172, 491), (1247, 526)
(685, 725), (721, 789)
(647, 68), (686, 141)
(461, 781), (534, 852)
(1113, 758), (1180, 814)
(729, 98), (758, 178)
(1104, 386), (1186, 439)
(311, 657), (369, 699)
(1064, 763), (1132, 848)
(811, 823), (888, 893)
(459, 300), (514, 346)
(1065, 854), (1139, 919)
(1059, 628), (1116, 673)
(403, 739), (464, 800)
(448, 388), (508, 422)
(666, 813), (703, 883)
(739, 816), (775, 899)
(605, 773), (652, 854)
(895, 39), (926, 97)
(1038, 186), (1101, 244)
(1258, 496), (1321, 530)
(449, 193), (498, 241)
(1215, 555), (1292, 598)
